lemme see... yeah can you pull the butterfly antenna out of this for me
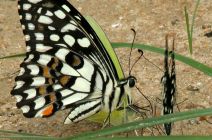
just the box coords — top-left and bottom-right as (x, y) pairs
(130, 49), (164, 75)
(135, 86), (154, 116)
(128, 28), (136, 76)
(142, 54), (164, 72)
(129, 49), (144, 74)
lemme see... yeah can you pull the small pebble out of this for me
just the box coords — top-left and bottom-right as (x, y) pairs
(111, 23), (122, 28)
(186, 85), (199, 91)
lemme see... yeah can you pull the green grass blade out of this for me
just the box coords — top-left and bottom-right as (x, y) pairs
(112, 43), (212, 76)
(184, 0), (200, 55)
(1, 43), (211, 76)
(184, 6), (192, 54)
(0, 53), (25, 59)
(0, 129), (45, 136)
(191, 0), (200, 39)
(94, 136), (212, 140)
(85, 16), (124, 79)
(64, 108), (212, 140)
(0, 136), (58, 140)
(0, 129), (55, 139)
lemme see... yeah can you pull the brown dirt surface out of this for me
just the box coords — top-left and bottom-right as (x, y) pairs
(0, 0), (211, 137)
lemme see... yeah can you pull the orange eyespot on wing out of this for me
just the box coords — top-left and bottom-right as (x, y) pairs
(42, 105), (54, 117)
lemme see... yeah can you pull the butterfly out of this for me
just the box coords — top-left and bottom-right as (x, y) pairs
(11, 0), (136, 124)
(161, 35), (176, 135)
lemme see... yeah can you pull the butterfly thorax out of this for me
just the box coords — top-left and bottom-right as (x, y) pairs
(102, 76), (136, 112)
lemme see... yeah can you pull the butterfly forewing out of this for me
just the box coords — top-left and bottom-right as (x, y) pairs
(12, 0), (121, 122)
(18, 0), (117, 79)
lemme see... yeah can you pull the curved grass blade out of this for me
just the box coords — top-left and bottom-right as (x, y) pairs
(1, 43), (211, 76)
(85, 16), (124, 79)
(65, 108), (212, 139)
(112, 43), (212, 76)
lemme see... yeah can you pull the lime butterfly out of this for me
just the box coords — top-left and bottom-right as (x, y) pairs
(161, 35), (176, 135)
(11, 0), (136, 124)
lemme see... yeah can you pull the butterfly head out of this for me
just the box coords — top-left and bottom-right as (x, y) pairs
(123, 76), (136, 105)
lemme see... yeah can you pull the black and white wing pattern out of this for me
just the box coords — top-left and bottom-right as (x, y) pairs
(161, 35), (176, 135)
(11, 0), (134, 124)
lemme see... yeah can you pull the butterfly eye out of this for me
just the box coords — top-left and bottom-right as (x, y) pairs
(128, 76), (136, 88)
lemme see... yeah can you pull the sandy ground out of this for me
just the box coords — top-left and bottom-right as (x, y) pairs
(0, 0), (211, 137)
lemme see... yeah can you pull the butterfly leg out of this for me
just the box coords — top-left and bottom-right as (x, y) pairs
(102, 112), (111, 128)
